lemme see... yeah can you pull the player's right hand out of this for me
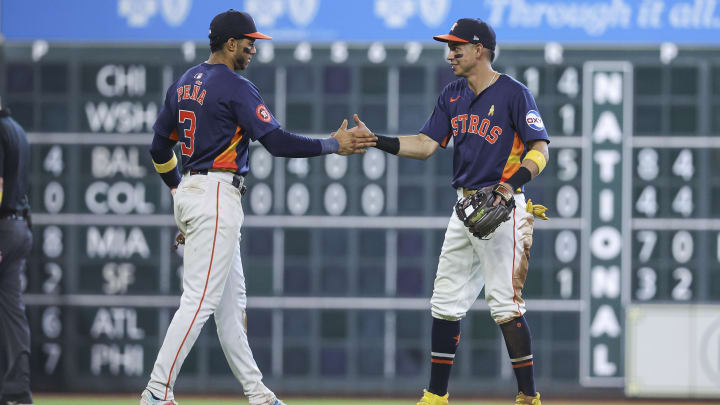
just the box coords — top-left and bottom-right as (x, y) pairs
(334, 117), (377, 155)
(350, 113), (378, 152)
(173, 232), (185, 250)
(352, 113), (371, 134)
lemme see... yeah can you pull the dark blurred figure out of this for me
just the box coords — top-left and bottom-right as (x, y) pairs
(0, 100), (33, 405)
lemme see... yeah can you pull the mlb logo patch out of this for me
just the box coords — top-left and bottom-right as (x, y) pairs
(525, 110), (544, 131)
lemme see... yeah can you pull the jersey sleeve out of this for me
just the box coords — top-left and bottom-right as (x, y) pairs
(512, 88), (550, 144)
(230, 81), (280, 141)
(419, 90), (452, 148)
(153, 82), (179, 141)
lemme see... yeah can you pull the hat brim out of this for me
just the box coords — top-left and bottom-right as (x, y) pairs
(433, 34), (468, 43)
(245, 31), (272, 40)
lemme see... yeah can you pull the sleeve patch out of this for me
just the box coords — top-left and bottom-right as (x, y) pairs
(256, 104), (272, 123)
(525, 110), (544, 131)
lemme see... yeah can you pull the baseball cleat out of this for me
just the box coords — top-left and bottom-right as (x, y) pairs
(416, 389), (449, 405)
(515, 391), (541, 405)
(250, 395), (286, 405)
(139, 389), (179, 405)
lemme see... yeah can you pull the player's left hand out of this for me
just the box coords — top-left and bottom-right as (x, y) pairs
(455, 185), (515, 240)
(492, 182), (514, 207)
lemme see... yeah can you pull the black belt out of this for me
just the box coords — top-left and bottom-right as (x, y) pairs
(461, 186), (522, 198)
(0, 210), (31, 226)
(0, 209), (27, 218)
(188, 170), (247, 196)
(0, 212), (25, 220)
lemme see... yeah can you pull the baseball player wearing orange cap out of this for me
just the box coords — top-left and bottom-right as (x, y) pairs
(140, 9), (375, 405)
(363, 18), (549, 405)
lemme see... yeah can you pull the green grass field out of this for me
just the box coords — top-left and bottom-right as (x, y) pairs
(29, 395), (708, 405)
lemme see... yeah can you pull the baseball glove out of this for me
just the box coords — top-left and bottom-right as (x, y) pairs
(455, 183), (516, 239)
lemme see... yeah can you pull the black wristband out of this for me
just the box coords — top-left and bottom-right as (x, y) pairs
(505, 166), (532, 190)
(374, 134), (400, 155)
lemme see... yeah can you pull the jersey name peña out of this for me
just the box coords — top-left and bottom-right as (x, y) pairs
(176, 80), (207, 105)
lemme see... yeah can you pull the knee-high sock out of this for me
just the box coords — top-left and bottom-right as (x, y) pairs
(428, 317), (461, 396)
(499, 315), (536, 396)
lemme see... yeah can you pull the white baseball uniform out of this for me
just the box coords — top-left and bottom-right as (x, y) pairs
(418, 74), (550, 325)
(146, 172), (275, 404)
(148, 49), (342, 405)
(431, 189), (534, 324)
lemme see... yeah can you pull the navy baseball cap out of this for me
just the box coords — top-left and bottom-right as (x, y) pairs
(209, 9), (272, 41)
(433, 18), (496, 51)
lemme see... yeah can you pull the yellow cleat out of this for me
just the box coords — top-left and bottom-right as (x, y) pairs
(417, 389), (449, 405)
(515, 391), (541, 405)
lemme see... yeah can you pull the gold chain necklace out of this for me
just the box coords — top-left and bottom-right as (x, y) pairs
(484, 71), (498, 92)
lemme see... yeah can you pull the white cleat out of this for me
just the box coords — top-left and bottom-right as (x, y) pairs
(139, 389), (179, 405)
(250, 395), (286, 405)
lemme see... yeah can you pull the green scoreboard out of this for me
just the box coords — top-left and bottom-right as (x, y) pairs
(3, 42), (719, 395)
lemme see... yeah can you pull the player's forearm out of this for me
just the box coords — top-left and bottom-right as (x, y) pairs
(259, 128), (338, 158)
(504, 141), (549, 189)
(398, 135), (435, 160)
(375, 134), (437, 160)
(525, 141), (549, 179)
(522, 160), (540, 179)
(149, 134), (181, 189)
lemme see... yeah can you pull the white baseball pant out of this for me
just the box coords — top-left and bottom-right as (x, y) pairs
(146, 172), (274, 403)
(431, 189), (534, 324)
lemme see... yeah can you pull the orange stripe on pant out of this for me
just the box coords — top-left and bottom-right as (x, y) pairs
(164, 183), (221, 400)
(431, 359), (454, 365)
(512, 360), (534, 368)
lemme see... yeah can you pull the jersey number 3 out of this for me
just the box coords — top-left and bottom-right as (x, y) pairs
(179, 109), (196, 157)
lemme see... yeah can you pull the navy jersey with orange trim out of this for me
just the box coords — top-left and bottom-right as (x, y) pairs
(153, 62), (279, 176)
(420, 75), (550, 189)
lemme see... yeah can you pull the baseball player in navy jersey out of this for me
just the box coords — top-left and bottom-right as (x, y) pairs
(360, 18), (549, 405)
(141, 10), (375, 405)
